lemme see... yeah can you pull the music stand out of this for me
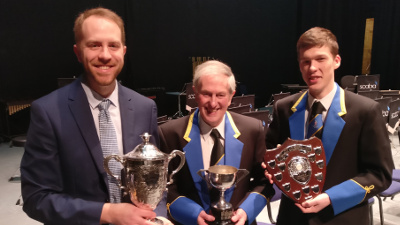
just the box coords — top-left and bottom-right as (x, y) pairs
(228, 104), (252, 114)
(242, 110), (270, 134)
(281, 84), (308, 94)
(230, 94), (255, 110)
(380, 92), (400, 101)
(375, 97), (392, 125)
(166, 83), (188, 118)
(273, 92), (290, 105)
(357, 90), (380, 100)
(356, 74), (380, 92)
(185, 82), (197, 112)
(388, 99), (400, 134)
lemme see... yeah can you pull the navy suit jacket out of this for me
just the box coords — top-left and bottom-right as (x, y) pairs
(21, 78), (159, 225)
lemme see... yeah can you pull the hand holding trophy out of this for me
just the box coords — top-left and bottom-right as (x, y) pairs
(104, 133), (185, 224)
(198, 165), (249, 225)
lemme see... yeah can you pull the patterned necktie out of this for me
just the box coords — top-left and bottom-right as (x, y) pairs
(210, 129), (224, 166)
(307, 101), (325, 139)
(98, 99), (121, 203)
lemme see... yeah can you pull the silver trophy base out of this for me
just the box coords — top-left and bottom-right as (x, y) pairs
(151, 218), (164, 225)
(209, 206), (234, 225)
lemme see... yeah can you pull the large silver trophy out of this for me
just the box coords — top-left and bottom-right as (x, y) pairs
(104, 133), (185, 224)
(198, 165), (249, 225)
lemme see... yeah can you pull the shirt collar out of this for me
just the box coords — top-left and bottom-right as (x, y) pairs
(307, 83), (337, 111)
(81, 81), (119, 109)
(198, 112), (226, 139)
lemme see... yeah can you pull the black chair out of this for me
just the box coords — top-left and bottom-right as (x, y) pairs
(368, 197), (375, 225)
(340, 75), (357, 92)
(393, 169), (400, 181)
(242, 110), (270, 135)
(376, 180), (400, 225)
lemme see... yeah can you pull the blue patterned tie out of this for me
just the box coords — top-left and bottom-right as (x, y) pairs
(99, 99), (121, 203)
(307, 101), (325, 139)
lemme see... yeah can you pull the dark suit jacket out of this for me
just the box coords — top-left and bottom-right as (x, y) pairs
(266, 83), (394, 225)
(158, 110), (273, 225)
(20, 78), (159, 225)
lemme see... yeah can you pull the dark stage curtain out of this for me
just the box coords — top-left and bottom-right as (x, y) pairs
(0, 0), (399, 112)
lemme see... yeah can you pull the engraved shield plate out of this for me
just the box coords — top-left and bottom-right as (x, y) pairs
(264, 137), (326, 203)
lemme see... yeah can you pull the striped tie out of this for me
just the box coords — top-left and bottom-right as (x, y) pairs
(307, 101), (325, 139)
(99, 99), (121, 203)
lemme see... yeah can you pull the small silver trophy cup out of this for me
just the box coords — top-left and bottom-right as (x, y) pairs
(198, 165), (249, 225)
(104, 133), (185, 224)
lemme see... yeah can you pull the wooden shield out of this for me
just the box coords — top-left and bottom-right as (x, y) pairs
(264, 137), (326, 203)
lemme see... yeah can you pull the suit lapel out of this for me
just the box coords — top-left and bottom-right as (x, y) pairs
(67, 79), (107, 186)
(289, 83), (347, 164)
(183, 111), (244, 209)
(118, 84), (136, 154)
(223, 112), (243, 202)
(289, 91), (308, 140)
(321, 83), (346, 163)
(183, 110), (211, 209)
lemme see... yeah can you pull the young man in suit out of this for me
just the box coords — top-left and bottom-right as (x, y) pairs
(158, 60), (273, 225)
(265, 27), (394, 224)
(21, 7), (170, 225)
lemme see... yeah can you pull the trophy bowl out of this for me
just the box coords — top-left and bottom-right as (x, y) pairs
(125, 158), (167, 210)
(208, 165), (238, 190)
(104, 133), (185, 224)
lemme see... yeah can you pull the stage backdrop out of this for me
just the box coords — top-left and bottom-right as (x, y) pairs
(1, 0), (399, 117)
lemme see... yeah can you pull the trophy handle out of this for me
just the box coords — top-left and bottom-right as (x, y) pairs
(167, 150), (186, 186)
(235, 169), (249, 184)
(103, 154), (125, 189)
(197, 169), (208, 181)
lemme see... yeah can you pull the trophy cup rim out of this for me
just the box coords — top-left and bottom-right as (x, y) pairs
(208, 165), (238, 174)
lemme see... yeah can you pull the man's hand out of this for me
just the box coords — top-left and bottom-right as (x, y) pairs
(197, 210), (215, 225)
(262, 144), (281, 184)
(231, 208), (247, 225)
(261, 162), (274, 184)
(100, 203), (157, 225)
(295, 193), (331, 213)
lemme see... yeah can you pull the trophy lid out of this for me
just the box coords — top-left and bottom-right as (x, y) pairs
(125, 133), (165, 160)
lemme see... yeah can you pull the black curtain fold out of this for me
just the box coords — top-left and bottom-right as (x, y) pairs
(0, 0), (399, 112)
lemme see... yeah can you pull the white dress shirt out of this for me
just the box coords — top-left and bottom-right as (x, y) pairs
(81, 81), (123, 155)
(305, 84), (337, 138)
(198, 113), (226, 169)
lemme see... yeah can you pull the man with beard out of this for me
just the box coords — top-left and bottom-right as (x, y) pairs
(21, 7), (170, 225)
